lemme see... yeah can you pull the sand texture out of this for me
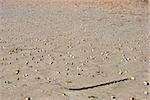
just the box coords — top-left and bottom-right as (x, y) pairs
(0, 0), (150, 100)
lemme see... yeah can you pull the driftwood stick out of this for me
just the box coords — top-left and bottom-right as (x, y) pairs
(64, 77), (134, 91)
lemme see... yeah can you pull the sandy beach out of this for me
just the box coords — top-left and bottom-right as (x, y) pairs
(0, 0), (149, 100)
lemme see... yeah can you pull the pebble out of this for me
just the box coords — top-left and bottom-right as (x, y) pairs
(118, 70), (123, 75)
(128, 77), (135, 80)
(35, 69), (39, 72)
(23, 74), (29, 77)
(46, 77), (50, 81)
(129, 96), (135, 100)
(62, 93), (67, 96)
(111, 95), (116, 99)
(65, 68), (69, 71)
(57, 71), (61, 74)
(4, 81), (11, 84)
(88, 95), (97, 99)
(25, 97), (31, 100)
(144, 91), (149, 95)
(143, 81), (149, 85)
(15, 70), (20, 75)
(100, 52), (104, 55)
(25, 61), (29, 65)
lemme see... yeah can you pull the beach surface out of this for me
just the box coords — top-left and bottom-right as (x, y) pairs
(0, 0), (149, 100)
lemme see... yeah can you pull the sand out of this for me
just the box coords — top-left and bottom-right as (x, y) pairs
(0, 0), (150, 100)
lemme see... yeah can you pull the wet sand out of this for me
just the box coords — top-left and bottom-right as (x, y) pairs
(0, 0), (149, 100)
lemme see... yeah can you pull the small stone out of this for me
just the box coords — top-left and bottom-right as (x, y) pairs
(46, 77), (50, 81)
(129, 96), (135, 100)
(77, 73), (81, 75)
(100, 52), (104, 55)
(65, 68), (69, 71)
(23, 74), (28, 77)
(111, 95), (116, 99)
(118, 70), (123, 75)
(4, 81), (11, 84)
(66, 73), (69, 75)
(88, 96), (97, 99)
(65, 62), (68, 65)
(62, 93), (67, 96)
(144, 81), (149, 85)
(16, 58), (19, 60)
(25, 97), (31, 100)
(65, 80), (72, 84)
(91, 49), (94, 52)
(25, 61), (29, 65)
(128, 77), (135, 80)
(35, 69), (39, 72)
(57, 71), (61, 74)
(15, 70), (20, 75)
(144, 91), (149, 95)
(35, 77), (40, 79)
(17, 78), (20, 80)
(124, 70), (128, 74)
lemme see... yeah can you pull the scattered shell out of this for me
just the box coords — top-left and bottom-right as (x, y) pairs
(25, 61), (29, 65)
(15, 70), (20, 75)
(25, 97), (31, 100)
(128, 77), (135, 80)
(88, 95), (97, 99)
(129, 96), (135, 100)
(111, 95), (116, 99)
(66, 73), (69, 75)
(144, 91), (149, 95)
(62, 93), (67, 96)
(35, 69), (39, 72)
(23, 74), (29, 77)
(65, 62), (68, 65)
(118, 70), (123, 75)
(57, 71), (61, 74)
(77, 73), (81, 75)
(143, 81), (149, 85)
(100, 52), (104, 55)
(65, 68), (69, 71)
(65, 80), (72, 84)
(46, 77), (50, 81)
(4, 81), (11, 84)
(124, 70), (128, 74)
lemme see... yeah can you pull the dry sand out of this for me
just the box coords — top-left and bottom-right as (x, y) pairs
(0, 0), (150, 100)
